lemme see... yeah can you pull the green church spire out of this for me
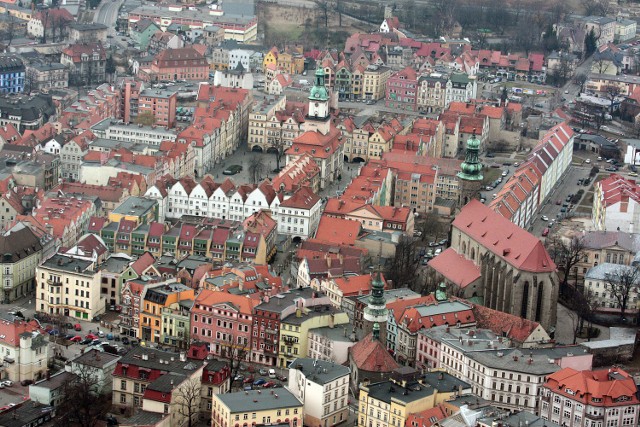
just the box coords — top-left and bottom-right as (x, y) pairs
(457, 130), (483, 181)
(308, 68), (329, 102)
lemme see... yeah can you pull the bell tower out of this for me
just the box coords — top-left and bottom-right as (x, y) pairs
(363, 270), (388, 345)
(457, 130), (484, 206)
(305, 68), (331, 135)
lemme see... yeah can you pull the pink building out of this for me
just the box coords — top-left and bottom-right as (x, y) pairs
(191, 289), (258, 358)
(385, 66), (418, 111)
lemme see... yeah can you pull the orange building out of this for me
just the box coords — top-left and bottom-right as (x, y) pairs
(141, 47), (209, 82)
(139, 281), (195, 343)
(137, 87), (178, 128)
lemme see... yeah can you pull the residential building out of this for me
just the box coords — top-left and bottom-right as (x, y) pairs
(119, 275), (152, 338)
(0, 92), (56, 132)
(538, 367), (640, 427)
(109, 196), (158, 225)
(0, 402), (56, 426)
(68, 22), (109, 43)
(140, 281), (195, 343)
(60, 42), (106, 86)
(385, 67), (418, 111)
(160, 300), (193, 350)
(190, 289), (256, 360)
(137, 88), (178, 128)
(35, 253), (105, 320)
(0, 55), (25, 94)
(111, 346), (204, 416)
(25, 62), (69, 92)
(251, 288), (329, 366)
(0, 317), (49, 382)
(287, 358), (350, 427)
(198, 357), (231, 420)
(423, 326), (592, 413)
(585, 263), (640, 317)
(68, 349), (121, 395)
(247, 95), (306, 153)
(211, 388), (303, 427)
(593, 174), (640, 234)
(277, 187), (322, 240)
(358, 369), (471, 427)
(417, 73), (447, 113)
(428, 200), (558, 330)
(130, 19), (160, 50)
(27, 8), (74, 40)
(307, 325), (357, 364)
(279, 307), (349, 368)
(579, 16), (616, 47)
(489, 163), (541, 229)
(445, 73), (477, 107)
(29, 371), (77, 407)
(615, 17), (637, 43)
(0, 226), (43, 303)
(575, 231), (640, 285)
(363, 65), (391, 101)
(141, 47), (209, 82)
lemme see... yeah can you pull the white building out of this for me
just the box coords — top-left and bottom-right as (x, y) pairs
(228, 48), (252, 71)
(420, 326), (593, 413)
(585, 263), (640, 315)
(29, 371), (77, 407)
(593, 174), (640, 234)
(67, 349), (120, 394)
(307, 326), (357, 365)
(287, 358), (350, 427)
(539, 367), (640, 427)
(528, 122), (574, 204)
(445, 73), (477, 107)
(277, 186), (321, 240)
(213, 66), (254, 90)
(615, 17), (637, 43)
(35, 253), (106, 321)
(0, 318), (49, 382)
(91, 119), (178, 146)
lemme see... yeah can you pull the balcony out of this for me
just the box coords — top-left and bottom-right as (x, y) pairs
(47, 279), (62, 286)
(585, 413), (603, 420)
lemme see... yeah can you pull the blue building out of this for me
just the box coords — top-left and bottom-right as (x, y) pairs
(0, 56), (25, 94)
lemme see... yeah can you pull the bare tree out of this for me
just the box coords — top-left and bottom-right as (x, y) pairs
(220, 333), (250, 382)
(603, 266), (640, 320)
(56, 366), (111, 427)
(313, 0), (329, 28)
(173, 377), (201, 427)
(592, 57), (610, 75)
(581, 0), (611, 16)
(248, 154), (264, 184)
(546, 235), (586, 295)
(3, 12), (16, 48)
(417, 211), (445, 242)
(135, 111), (156, 126)
(386, 235), (418, 289)
(603, 84), (622, 114)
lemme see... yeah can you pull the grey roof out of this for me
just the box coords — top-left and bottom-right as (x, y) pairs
(139, 88), (179, 99)
(146, 371), (187, 393)
(364, 380), (438, 404)
(0, 402), (54, 427)
(282, 305), (340, 326)
(585, 263), (637, 281)
(421, 371), (470, 392)
(101, 255), (131, 273)
(576, 133), (617, 148)
(256, 287), (319, 313)
(0, 93), (56, 122)
(0, 55), (24, 72)
(112, 196), (157, 217)
(176, 255), (211, 271)
(41, 254), (94, 275)
(117, 346), (200, 375)
(464, 346), (589, 375)
(30, 371), (77, 391)
(478, 410), (561, 427)
(356, 288), (421, 306)
(145, 282), (192, 304)
(581, 230), (640, 252)
(308, 325), (357, 343)
(415, 300), (472, 317)
(69, 22), (109, 31)
(442, 393), (491, 410)
(217, 387), (302, 413)
(120, 410), (165, 427)
(72, 349), (120, 368)
(288, 358), (350, 385)
(0, 227), (42, 263)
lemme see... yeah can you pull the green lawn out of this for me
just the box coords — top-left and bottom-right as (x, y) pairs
(482, 167), (502, 185)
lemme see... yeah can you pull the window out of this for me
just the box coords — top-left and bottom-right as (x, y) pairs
(121, 380), (126, 390)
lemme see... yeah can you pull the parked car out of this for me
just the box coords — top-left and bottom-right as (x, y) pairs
(262, 381), (276, 388)
(277, 375), (287, 382)
(541, 215), (549, 221)
(223, 165), (243, 175)
(253, 378), (267, 386)
(85, 333), (98, 340)
(74, 324), (82, 331)
(107, 333), (114, 340)
(97, 330), (105, 338)
(80, 338), (92, 345)
(234, 374), (244, 382)
(1, 380), (13, 387)
(243, 377), (254, 384)
(259, 368), (268, 376)
(49, 329), (59, 336)
(20, 380), (33, 386)
(70, 336), (82, 342)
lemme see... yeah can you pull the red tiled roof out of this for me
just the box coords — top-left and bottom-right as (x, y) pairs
(193, 289), (259, 315)
(453, 200), (556, 273)
(470, 302), (542, 343)
(279, 186), (320, 210)
(314, 216), (361, 246)
(427, 248), (481, 288)
(543, 368), (639, 407)
(349, 333), (398, 372)
(333, 273), (384, 297)
(597, 174), (640, 207)
(405, 405), (448, 427)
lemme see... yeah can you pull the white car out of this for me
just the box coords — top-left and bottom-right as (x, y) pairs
(1, 380), (13, 387)
(541, 215), (549, 221)
(501, 170), (508, 177)
(585, 159), (591, 164)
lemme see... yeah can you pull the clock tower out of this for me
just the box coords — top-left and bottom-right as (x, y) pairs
(305, 68), (331, 135)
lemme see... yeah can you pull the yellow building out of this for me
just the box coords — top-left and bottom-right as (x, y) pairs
(108, 196), (158, 226)
(36, 254), (104, 321)
(0, 226), (43, 303)
(140, 281), (195, 344)
(279, 309), (349, 368)
(263, 48), (278, 72)
(212, 388), (303, 427)
(358, 372), (471, 427)
(363, 65), (391, 101)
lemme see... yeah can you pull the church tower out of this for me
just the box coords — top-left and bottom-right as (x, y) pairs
(363, 271), (388, 345)
(305, 68), (331, 135)
(457, 130), (484, 206)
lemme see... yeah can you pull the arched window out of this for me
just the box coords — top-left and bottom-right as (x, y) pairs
(521, 281), (530, 319)
(470, 248), (476, 261)
(462, 242), (467, 255)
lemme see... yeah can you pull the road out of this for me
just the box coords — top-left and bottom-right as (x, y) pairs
(94, 0), (124, 35)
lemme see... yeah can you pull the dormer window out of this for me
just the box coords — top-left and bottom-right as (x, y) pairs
(565, 388), (575, 395)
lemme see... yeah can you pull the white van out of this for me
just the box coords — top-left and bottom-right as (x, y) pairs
(268, 369), (276, 378)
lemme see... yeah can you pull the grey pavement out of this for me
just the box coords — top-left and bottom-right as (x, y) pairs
(554, 302), (609, 346)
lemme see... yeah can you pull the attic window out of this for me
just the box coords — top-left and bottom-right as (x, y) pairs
(481, 216), (487, 222)
(565, 388), (575, 395)
(503, 248), (511, 256)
